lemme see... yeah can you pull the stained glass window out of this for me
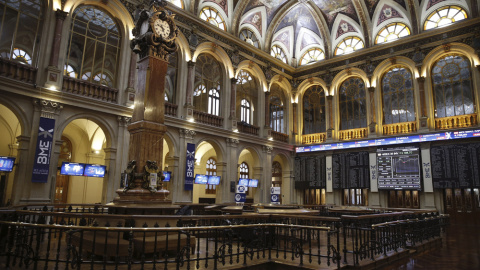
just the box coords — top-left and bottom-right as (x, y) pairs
(239, 29), (259, 48)
(424, 6), (467, 30)
(339, 77), (367, 130)
(382, 67), (415, 124)
(303, 85), (326, 134)
(335, 37), (364, 56)
(200, 7), (226, 30)
(65, 6), (121, 87)
(206, 158), (217, 194)
(241, 99), (251, 123)
(376, 23), (410, 44)
(208, 88), (220, 116)
(194, 54), (222, 114)
(270, 94), (284, 133)
(270, 45), (287, 64)
(432, 55), (474, 118)
(240, 162), (249, 179)
(299, 48), (325, 66)
(0, 0), (43, 66)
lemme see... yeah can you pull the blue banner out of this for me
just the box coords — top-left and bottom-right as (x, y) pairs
(184, 143), (195, 190)
(32, 117), (55, 183)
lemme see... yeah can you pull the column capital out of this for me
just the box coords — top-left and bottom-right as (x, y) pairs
(226, 138), (239, 147)
(55, 9), (68, 20)
(368, 86), (375, 93)
(179, 128), (196, 140)
(188, 60), (196, 67)
(230, 77), (238, 85)
(416, 76), (426, 84)
(33, 99), (63, 118)
(117, 116), (131, 127)
(262, 145), (273, 154)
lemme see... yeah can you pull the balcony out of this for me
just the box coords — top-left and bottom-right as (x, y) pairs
(165, 102), (177, 117)
(237, 121), (259, 135)
(435, 114), (478, 130)
(271, 130), (288, 142)
(193, 110), (223, 127)
(62, 76), (118, 103)
(0, 57), (37, 83)
(383, 121), (417, 135)
(302, 133), (326, 144)
(338, 128), (368, 140)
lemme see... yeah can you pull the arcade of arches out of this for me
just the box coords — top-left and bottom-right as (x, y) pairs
(1, 0), (480, 224)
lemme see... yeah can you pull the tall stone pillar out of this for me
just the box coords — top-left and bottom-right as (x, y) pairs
(230, 78), (238, 130)
(173, 129), (196, 203)
(103, 147), (117, 203)
(258, 146), (273, 204)
(11, 135), (31, 204)
(223, 138), (239, 203)
(368, 86), (377, 136)
(417, 77), (428, 130)
(326, 96), (334, 140)
(264, 91), (271, 138)
(215, 162), (228, 203)
(185, 61), (196, 119)
(46, 9), (68, 89)
(164, 155), (179, 201)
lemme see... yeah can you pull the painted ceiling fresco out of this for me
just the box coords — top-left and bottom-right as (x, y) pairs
(275, 4), (321, 41)
(244, 0), (289, 25)
(311, 0), (359, 30)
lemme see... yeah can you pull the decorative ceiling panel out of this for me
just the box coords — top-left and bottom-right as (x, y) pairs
(244, 0), (288, 25)
(311, 0), (359, 31)
(275, 4), (321, 40)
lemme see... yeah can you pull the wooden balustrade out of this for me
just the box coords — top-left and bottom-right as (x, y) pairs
(302, 132), (326, 144)
(435, 114), (478, 130)
(62, 76), (118, 103)
(193, 110), (223, 127)
(383, 121), (417, 135)
(271, 130), (288, 142)
(338, 128), (368, 140)
(164, 102), (177, 117)
(0, 57), (37, 83)
(237, 121), (259, 135)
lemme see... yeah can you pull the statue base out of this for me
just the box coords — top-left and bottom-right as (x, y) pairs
(109, 188), (178, 215)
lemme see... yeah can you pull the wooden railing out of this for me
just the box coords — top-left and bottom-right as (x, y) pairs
(338, 128), (368, 140)
(435, 114), (478, 130)
(383, 121), (417, 135)
(193, 110), (223, 127)
(62, 76), (118, 103)
(0, 57), (37, 83)
(302, 132), (326, 144)
(237, 121), (259, 135)
(164, 102), (177, 117)
(271, 130), (288, 142)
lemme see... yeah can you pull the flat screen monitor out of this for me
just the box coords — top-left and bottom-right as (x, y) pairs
(60, 162), (85, 176)
(208, 175), (221, 185)
(238, 178), (249, 186)
(83, 164), (106, 178)
(194, 174), (208, 184)
(0, 156), (15, 172)
(248, 179), (258, 188)
(163, 171), (172, 182)
(377, 145), (422, 190)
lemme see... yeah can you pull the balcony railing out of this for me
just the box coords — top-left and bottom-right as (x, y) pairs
(62, 76), (118, 103)
(435, 114), (478, 130)
(0, 57), (37, 83)
(237, 121), (259, 135)
(383, 121), (417, 135)
(302, 132), (326, 144)
(164, 102), (177, 117)
(193, 110), (223, 127)
(271, 130), (288, 142)
(338, 128), (368, 140)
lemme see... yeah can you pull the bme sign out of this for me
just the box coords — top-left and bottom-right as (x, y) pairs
(32, 117), (55, 183)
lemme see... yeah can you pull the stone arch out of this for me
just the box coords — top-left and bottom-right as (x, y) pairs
(193, 42), (234, 78)
(0, 97), (30, 138)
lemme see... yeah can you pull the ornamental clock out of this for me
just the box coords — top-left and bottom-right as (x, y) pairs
(131, 0), (178, 60)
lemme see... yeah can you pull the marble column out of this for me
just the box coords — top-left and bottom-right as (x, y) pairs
(215, 162), (228, 203)
(258, 146), (273, 204)
(368, 86), (377, 135)
(125, 52), (137, 106)
(326, 96), (334, 140)
(46, 9), (68, 88)
(103, 147), (117, 203)
(417, 77), (428, 129)
(223, 138), (239, 203)
(174, 129), (196, 203)
(10, 135), (31, 204)
(292, 103), (298, 136)
(264, 91), (271, 138)
(185, 61), (196, 119)
(229, 78), (238, 130)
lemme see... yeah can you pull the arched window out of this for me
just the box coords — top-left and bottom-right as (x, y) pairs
(165, 52), (178, 103)
(299, 48), (325, 66)
(270, 45), (287, 64)
(208, 88), (220, 116)
(270, 94), (284, 133)
(194, 54), (222, 114)
(375, 23), (410, 44)
(199, 7), (226, 30)
(65, 5), (121, 88)
(239, 162), (249, 179)
(335, 37), (364, 56)
(239, 28), (259, 48)
(241, 99), (251, 123)
(303, 85), (326, 134)
(339, 77), (367, 130)
(206, 157), (217, 194)
(237, 70), (252, 84)
(0, 0), (43, 66)
(432, 55), (475, 121)
(424, 6), (467, 30)
(382, 67), (415, 124)
(64, 64), (77, 78)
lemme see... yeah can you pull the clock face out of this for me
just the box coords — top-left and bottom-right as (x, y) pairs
(154, 19), (170, 39)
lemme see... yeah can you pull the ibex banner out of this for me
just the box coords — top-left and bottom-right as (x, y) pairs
(184, 143), (195, 190)
(32, 117), (55, 183)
